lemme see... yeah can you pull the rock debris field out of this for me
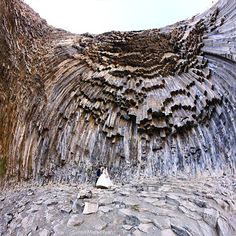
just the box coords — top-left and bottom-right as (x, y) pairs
(1, 176), (236, 236)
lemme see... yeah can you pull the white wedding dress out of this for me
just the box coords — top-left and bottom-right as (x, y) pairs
(96, 168), (113, 188)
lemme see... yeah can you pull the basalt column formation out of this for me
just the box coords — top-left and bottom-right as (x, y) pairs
(0, 0), (235, 185)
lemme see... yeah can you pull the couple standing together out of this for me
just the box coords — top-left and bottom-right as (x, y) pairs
(96, 166), (113, 188)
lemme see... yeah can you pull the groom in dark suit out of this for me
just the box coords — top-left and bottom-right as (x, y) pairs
(96, 166), (102, 184)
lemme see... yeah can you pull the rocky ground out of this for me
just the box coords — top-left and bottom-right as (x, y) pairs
(0, 176), (236, 236)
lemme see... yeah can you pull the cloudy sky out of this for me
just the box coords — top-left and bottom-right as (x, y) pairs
(24, 0), (217, 34)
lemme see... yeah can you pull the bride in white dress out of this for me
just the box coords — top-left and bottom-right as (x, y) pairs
(96, 167), (113, 188)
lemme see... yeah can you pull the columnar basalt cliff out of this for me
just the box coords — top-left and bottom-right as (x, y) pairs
(0, 0), (235, 186)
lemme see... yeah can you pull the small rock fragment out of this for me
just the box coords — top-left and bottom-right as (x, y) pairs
(44, 199), (58, 206)
(61, 205), (72, 214)
(83, 202), (98, 214)
(67, 215), (84, 227)
(77, 189), (92, 199)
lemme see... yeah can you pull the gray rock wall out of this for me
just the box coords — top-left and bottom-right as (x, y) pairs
(0, 0), (235, 186)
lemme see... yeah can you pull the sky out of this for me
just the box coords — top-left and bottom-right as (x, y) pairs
(24, 0), (217, 34)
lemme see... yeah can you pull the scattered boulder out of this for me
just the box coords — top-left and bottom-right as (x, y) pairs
(77, 190), (92, 199)
(67, 215), (84, 227)
(44, 199), (58, 206)
(61, 205), (72, 214)
(93, 218), (108, 231)
(83, 202), (98, 214)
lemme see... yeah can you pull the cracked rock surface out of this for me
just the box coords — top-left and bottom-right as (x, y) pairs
(0, 176), (236, 236)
